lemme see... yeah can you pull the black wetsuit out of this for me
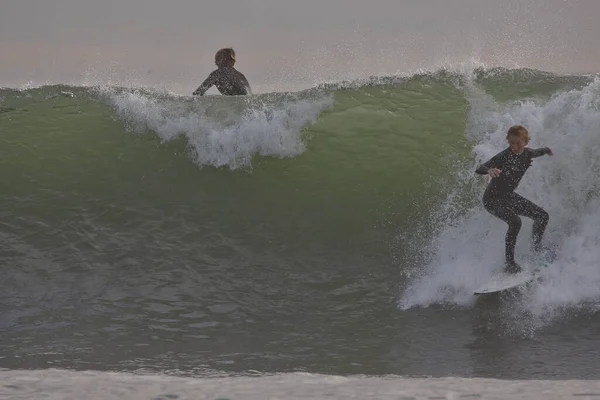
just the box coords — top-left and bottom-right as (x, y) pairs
(193, 67), (250, 96)
(476, 147), (551, 265)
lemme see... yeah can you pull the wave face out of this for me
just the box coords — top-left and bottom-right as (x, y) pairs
(1, 68), (600, 378)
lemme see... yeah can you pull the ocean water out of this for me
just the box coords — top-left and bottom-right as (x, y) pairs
(1, 67), (600, 398)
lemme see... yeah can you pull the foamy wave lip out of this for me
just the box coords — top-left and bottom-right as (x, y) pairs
(102, 88), (333, 170)
(399, 78), (600, 326)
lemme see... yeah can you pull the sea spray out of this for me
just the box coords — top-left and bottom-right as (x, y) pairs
(400, 78), (600, 331)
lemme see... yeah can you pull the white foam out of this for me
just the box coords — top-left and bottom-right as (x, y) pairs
(2, 369), (600, 400)
(400, 78), (600, 325)
(102, 88), (333, 170)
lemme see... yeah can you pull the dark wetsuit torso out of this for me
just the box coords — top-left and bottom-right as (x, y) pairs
(476, 147), (550, 199)
(476, 147), (551, 264)
(193, 67), (250, 96)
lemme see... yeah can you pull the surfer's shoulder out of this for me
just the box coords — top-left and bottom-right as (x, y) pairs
(492, 147), (511, 159)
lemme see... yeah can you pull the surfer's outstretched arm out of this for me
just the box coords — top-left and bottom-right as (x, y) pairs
(193, 72), (217, 96)
(528, 147), (553, 157)
(475, 151), (504, 175)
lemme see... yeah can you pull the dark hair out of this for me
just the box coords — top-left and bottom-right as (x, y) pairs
(215, 48), (236, 68)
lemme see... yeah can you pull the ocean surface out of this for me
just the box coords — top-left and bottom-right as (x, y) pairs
(1, 67), (600, 398)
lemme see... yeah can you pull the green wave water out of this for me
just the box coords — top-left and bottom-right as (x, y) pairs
(0, 74), (468, 247)
(4, 68), (588, 243)
(2, 67), (600, 378)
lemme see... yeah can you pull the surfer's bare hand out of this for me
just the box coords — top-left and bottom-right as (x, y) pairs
(546, 147), (554, 156)
(488, 168), (501, 178)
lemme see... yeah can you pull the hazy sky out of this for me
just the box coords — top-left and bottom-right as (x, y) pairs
(1, 0), (599, 93)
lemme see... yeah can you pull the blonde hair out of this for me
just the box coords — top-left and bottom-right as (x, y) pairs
(215, 48), (236, 68)
(506, 125), (530, 144)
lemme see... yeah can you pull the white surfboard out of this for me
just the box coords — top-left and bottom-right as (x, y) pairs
(474, 270), (538, 295)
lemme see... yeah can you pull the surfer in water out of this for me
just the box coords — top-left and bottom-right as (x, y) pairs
(193, 47), (251, 96)
(475, 125), (553, 274)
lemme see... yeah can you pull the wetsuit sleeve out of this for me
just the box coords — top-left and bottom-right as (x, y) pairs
(528, 147), (551, 158)
(475, 151), (504, 175)
(193, 71), (218, 96)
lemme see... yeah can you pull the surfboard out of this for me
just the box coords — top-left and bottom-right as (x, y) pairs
(473, 247), (557, 295)
(473, 270), (538, 295)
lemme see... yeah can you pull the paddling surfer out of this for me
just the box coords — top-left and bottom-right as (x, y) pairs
(193, 48), (251, 96)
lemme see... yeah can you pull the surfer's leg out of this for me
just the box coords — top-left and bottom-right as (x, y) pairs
(510, 193), (549, 252)
(483, 198), (522, 265)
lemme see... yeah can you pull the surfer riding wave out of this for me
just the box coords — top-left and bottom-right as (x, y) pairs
(475, 125), (554, 274)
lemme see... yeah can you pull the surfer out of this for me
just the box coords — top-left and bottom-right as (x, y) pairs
(192, 48), (251, 96)
(475, 125), (553, 274)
